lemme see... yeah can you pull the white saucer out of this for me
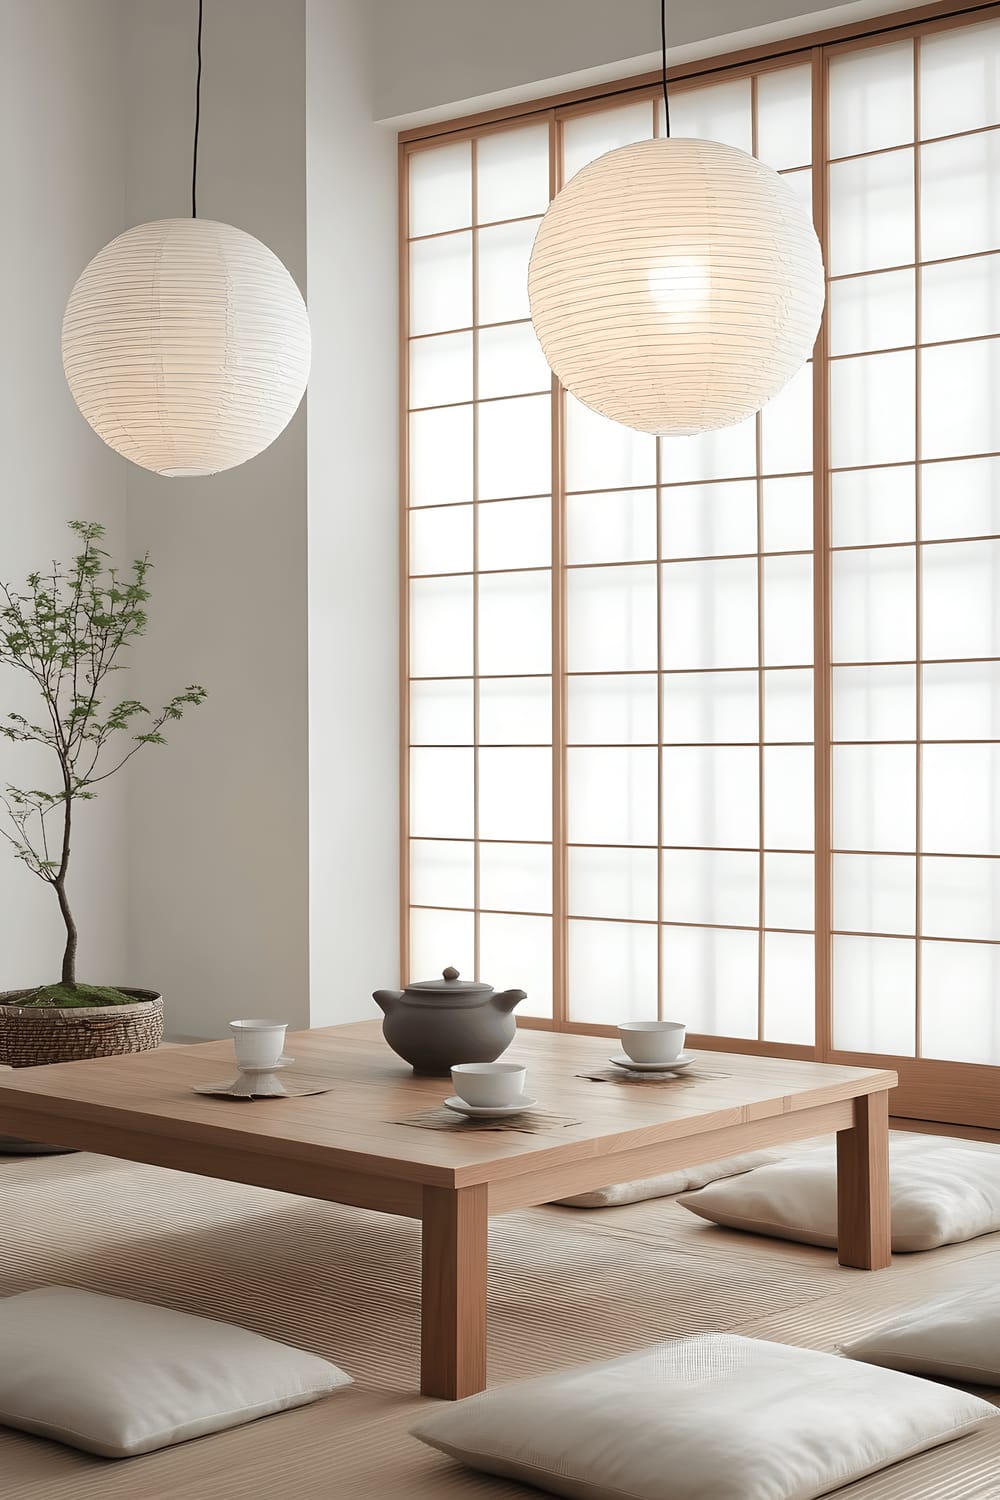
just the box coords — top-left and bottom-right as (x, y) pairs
(444, 1095), (539, 1119)
(609, 1051), (696, 1074)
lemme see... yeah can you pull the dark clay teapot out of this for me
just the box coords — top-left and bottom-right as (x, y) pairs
(373, 966), (526, 1075)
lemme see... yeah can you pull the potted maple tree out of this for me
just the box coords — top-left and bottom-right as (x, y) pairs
(0, 520), (205, 1067)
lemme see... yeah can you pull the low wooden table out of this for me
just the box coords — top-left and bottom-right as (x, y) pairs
(0, 1022), (896, 1399)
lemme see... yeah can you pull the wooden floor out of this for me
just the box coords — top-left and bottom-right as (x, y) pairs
(2, 1143), (1000, 1498)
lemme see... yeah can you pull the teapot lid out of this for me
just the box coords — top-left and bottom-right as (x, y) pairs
(404, 966), (493, 997)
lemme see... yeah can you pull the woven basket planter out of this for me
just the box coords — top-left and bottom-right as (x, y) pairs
(0, 989), (163, 1068)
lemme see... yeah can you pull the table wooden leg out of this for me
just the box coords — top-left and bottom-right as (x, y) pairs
(836, 1089), (891, 1269)
(421, 1183), (488, 1398)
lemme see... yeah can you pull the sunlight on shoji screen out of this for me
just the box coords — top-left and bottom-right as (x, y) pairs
(829, 18), (1000, 1065)
(408, 126), (554, 1016)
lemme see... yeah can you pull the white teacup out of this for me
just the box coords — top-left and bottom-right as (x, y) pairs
(452, 1062), (527, 1108)
(230, 1019), (288, 1070)
(618, 1021), (686, 1066)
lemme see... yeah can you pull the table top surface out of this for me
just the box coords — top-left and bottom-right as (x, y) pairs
(0, 1021), (896, 1188)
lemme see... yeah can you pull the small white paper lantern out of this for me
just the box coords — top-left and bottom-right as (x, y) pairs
(528, 137), (824, 436)
(62, 218), (311, 476)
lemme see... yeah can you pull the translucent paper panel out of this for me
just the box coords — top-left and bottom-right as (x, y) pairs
(565, 394), (656, 492)
(762, 476), (813, 553)
(661, 481), (756, 559)
(662, 925), (758, 1039)
(922, 457), (1000, 542)
(923, 661), (1000, 739)
(764, 851), (815, 930)
(409, 504), (472, 577)
(662, 670), (758, 745)
(478, 571), (551, 675)
(920, 17), (1000, 139)
(833, 664), (916, 741)
(828, 41), (914, 158)
(761, 362), (813, 476)
(828, 151), (914, 275)
(480, 841), (552, 914)
(410, 839), (475, 908)
(831, 547), (916, 663)
(921, 940), (1000, 1065)
(662, 747), (759, 849)
(566, 564), (657, 674)
(569, 919), (658, 1025)
(409, 232), (472, 335)
(478, 746), (551, 841)
(566, 489), (657, 565)
(763, 746), (813, 851)
(829, 269), (915, 356)
(562, 102), (654, 182)
(661, 848), (759, 927)
(756, 66), (811, 171)
(409, 404), (473, 506)
(923, 540), (1000, 660)
(833, 853), (915, 935)
(833, 745), (916, 851)
(670, 78), (752, 153)
(833, 935), (916, 1054)
(569, 846), (657, 921)
(478, 394), (550, 499)
(922, 255), (1000, 346)
(477, 219), (537, 324)
(660, 413), (756, 484)
(410, 748), (474, 837)
(922, 341), (1000, 460)
(477, 322), (551, 399)
(408, 142), (472, 236)
(410, 576), (473, 676)
(475, 123), (549, 223)
(661, 558), (757, 670)
(410, 678), (474, 746)
(831, 466), (915, 547)
(920, 133), (1000, 262)
(922, 856), (1000, 942)
(477, 497), (550, 571)
(480, 913), (552, 1018)
(409, 331), (473, 408)
(567, 747), (658, 845)
(568, 674), (658, 746)
(763, 669), (814, 742)
(763, 554), (813, 667)
(829, 351), (915, 468)
(410, 907), (474, 981)
(923, 744), (1000, 855)
(478, 677), (551, 745)
(763, 932), (815, 1045)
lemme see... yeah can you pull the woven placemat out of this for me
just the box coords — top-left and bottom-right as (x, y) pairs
(397, 1107), (582, 1133)
(577, 1066), (733, 1086)
(192, 1074), (332, 1100)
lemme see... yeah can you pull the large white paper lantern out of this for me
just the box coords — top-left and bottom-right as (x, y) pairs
(528, 137), (824, 436)
(62, 218), (311, 476)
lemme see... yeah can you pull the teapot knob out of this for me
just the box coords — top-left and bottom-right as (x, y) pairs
(442, 966), (460, 982)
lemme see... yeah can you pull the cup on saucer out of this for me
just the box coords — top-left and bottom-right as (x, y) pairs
(451, 1061), (527, 1109)
(617, 1021), (686, 1068)
(229, 1018), (288, 1070)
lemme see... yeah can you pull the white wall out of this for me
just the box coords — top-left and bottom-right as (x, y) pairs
(0, 0), (130, 992)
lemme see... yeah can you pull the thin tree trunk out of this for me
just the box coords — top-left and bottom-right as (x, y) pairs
(55, 879), (78, 987)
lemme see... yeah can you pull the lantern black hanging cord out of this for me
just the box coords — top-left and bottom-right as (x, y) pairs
(191, 0), (204, 217)
(660, 0), (671, 137)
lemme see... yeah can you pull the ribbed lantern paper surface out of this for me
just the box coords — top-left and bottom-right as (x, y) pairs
(528, 137), (824, 436)
(62, 218), (311, 476)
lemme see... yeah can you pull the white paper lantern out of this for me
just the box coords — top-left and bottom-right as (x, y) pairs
(62, 218), (311, 476)
(528, 137), (824, 436)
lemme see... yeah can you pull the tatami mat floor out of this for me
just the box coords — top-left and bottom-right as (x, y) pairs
(2, 1147), (999, 1498)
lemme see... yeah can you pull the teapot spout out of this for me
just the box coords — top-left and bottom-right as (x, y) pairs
(372, 988), (404, 1016)
(491, 987), (527, 1015)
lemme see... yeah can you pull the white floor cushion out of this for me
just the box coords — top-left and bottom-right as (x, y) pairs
(412, 1333), (996, 1500)
(843, 1282), (1000, 1385)
(678, 1132), (1000, 1253)
(553, 1150), (777, 1208)
(0, 1287), (351, 1457)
